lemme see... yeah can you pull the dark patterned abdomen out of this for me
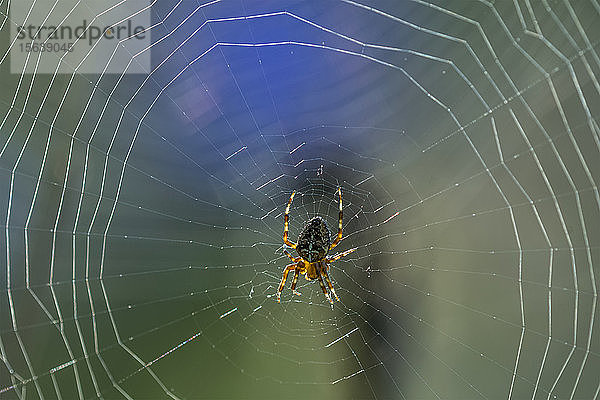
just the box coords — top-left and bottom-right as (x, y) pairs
(296, 217), (331, 262)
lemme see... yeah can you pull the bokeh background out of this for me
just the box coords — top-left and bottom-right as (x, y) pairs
(1, 1), (599, 399)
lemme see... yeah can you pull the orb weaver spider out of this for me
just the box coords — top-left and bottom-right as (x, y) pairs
(277, 188), (356, 304)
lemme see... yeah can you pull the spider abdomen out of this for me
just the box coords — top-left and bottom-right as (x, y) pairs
(296, 217), (331, 262)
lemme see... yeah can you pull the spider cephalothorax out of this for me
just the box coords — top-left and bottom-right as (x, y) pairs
(277, 189), (356, 304)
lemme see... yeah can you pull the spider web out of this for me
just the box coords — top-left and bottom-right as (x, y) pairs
(1, 0), (599, 398)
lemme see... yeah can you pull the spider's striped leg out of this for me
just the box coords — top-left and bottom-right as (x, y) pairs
(329, 188), (343, 251)
(327, 247), (357, 263)
(284, 249), (300, 263)
(277, 264), (296, 303)
(316, 269), (333, 304)
(290, 269), (301, 296)
(320, 263), (339, 301)
(283, 191), (297, 249)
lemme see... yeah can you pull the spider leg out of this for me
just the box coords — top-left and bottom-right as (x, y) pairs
(284, 249), (300, 263)
(327, 247), (357, 263)
(320, 262), (339, 301)
(316, 267), (333, 304)
(329, 188), (344, 251)
(277, 264), (296, 303)
(283, 191), (297, 249)
(290, 269), (301, 296)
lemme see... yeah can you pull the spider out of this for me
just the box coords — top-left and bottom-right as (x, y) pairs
(277, 188), (356, 304)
